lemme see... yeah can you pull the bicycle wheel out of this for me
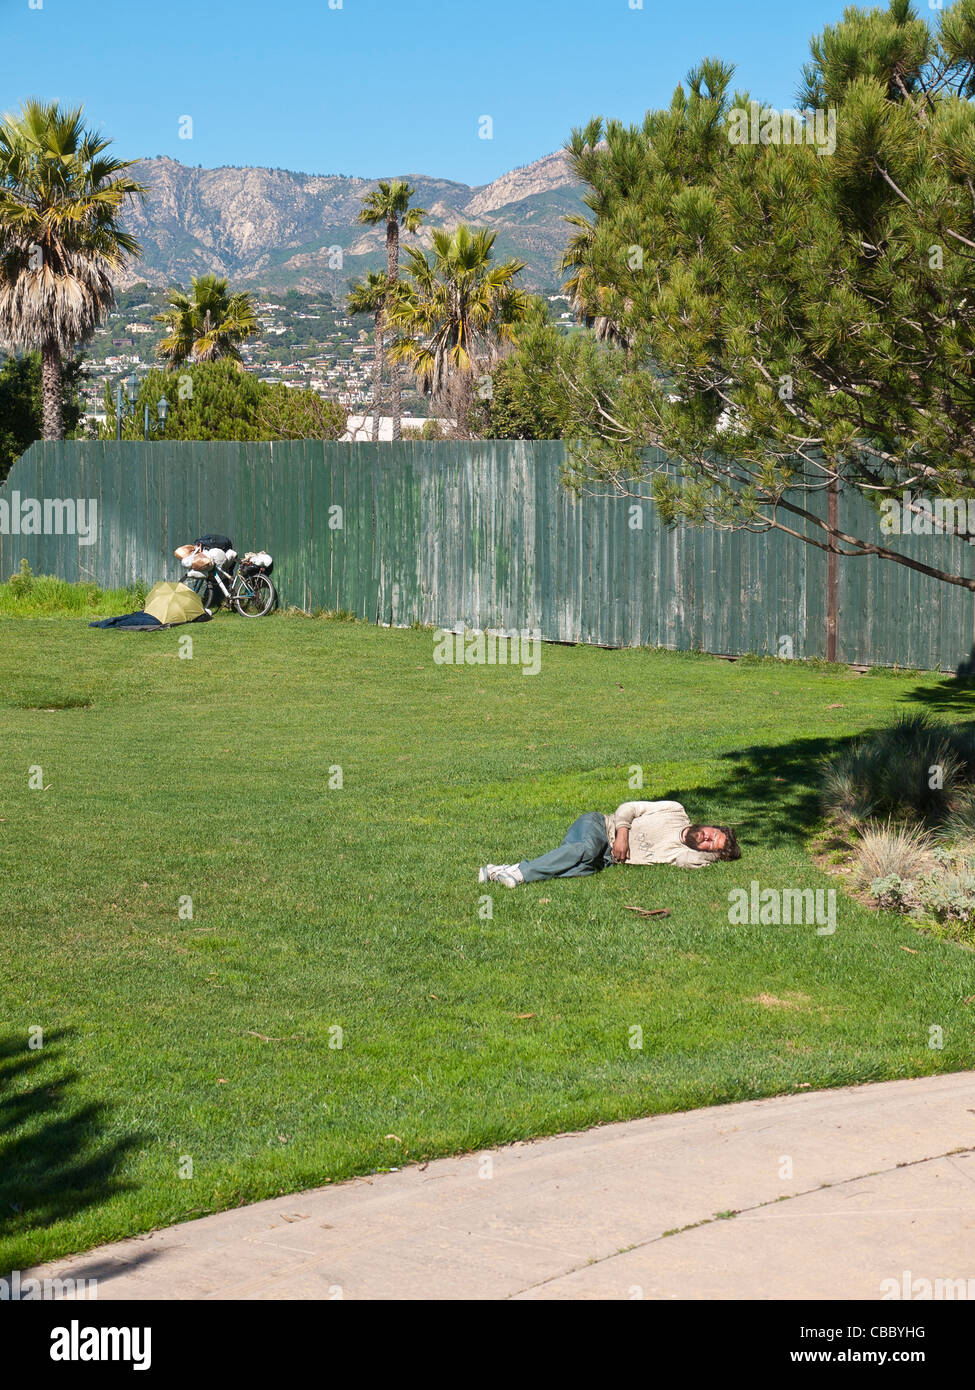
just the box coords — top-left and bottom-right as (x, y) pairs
(185, 573), (220, 609)
(234, 573), (276, 617)
(204, 577), (225, 610)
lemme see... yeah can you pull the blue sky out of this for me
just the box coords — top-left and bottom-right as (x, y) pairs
(1, 0), (854, 185)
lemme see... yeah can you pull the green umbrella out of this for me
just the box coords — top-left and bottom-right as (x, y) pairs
(144, 581), (206, 625)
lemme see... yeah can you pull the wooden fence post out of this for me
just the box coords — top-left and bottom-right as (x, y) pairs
(826, 476), (839, 662)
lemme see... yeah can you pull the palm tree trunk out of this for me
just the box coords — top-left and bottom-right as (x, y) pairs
(371, 306), (384, 442)
(387, 219), (401, 442)
(41, 339), (64, 440)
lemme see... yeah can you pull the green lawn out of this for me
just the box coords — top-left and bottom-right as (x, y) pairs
(2, 614), (974, 1272)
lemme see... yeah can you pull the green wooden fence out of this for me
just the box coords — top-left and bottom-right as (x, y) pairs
(1, 439), (972, 670)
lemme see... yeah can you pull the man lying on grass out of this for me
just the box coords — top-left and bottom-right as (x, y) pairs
(479, 800), (741, 887)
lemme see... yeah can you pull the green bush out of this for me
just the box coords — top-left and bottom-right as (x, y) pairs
(827, 715), (975, 945)
(820, 712), (975, 828)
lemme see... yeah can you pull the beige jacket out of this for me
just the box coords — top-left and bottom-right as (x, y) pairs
(603, 801), (716, 869)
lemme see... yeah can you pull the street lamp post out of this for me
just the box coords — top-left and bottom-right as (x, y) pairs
(144, 396), (170, 440)
(115, 371), (140, 440)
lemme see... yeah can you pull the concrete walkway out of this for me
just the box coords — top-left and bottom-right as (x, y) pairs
(28, 1071), (975, 1300)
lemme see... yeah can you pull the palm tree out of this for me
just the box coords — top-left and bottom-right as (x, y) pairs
(155, 274), (258, 366)
(0, 99), (145, 438)
(387, 224), (530, 403)
(560, 213), (627, 345)
(346, 269), (390, 441)
(356, 181), (425, 440)
(559, 119), (641, 347)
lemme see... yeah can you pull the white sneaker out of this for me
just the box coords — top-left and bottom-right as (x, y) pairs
(478, 864), (524, 887)
(495, 864), (524, 888)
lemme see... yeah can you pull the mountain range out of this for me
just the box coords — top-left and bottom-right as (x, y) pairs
(118, 151), (586, 296)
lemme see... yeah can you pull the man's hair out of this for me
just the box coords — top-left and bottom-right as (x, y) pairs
(686, 824), (742, 861)
(714, 826), (741, 861)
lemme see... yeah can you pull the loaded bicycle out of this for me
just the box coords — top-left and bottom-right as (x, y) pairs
(174, 534), (277, 618)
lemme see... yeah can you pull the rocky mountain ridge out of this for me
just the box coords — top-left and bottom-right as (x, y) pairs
(118, 150), (585, 294)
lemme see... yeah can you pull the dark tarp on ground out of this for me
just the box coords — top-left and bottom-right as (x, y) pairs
(90, 611), (164, 630)
(89, 610), (211, 630)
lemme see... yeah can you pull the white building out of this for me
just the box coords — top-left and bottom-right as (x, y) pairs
(341, 415), (454, 442)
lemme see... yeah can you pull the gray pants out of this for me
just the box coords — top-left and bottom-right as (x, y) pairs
(518, 812), (615, 883)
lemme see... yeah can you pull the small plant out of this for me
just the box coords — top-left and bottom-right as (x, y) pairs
(936, 787), (975, 844)
(870, 858), (975, 935)
(853, 818), (936, 888)
(311, 608), (360, 623)
(869, 873), (911, 911)
(915, 868), (975, 923)
(126, 580), (149, 609)
(820, 762), (877, 824)
(8, 558), (34, 594)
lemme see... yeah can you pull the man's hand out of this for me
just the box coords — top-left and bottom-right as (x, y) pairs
(612, 828), (630, 863)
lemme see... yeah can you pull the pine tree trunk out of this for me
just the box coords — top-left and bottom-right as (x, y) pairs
(371, 306), (383, 443)
(41, 338), (64, 440)
(387, 220), (401, 442)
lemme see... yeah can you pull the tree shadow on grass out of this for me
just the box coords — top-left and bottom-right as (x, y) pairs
(653, 677), (975, 852)
(0, 1029), (144, 1271)
(657, 731), (864, 850)
(898, 672), (975, 717)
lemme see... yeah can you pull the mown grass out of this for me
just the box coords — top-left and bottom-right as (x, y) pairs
(1, 612), (974, 1272)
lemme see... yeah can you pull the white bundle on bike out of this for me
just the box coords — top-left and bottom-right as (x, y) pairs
(182, 549), (213, 573)
(204, 547), (228, 568)
(242, 551), (272, 568)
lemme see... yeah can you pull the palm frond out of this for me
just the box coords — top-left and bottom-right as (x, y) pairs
(0, 99), (145, 375)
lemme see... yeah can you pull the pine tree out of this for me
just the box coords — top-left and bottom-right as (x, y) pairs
(559, 0), (975, 592)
